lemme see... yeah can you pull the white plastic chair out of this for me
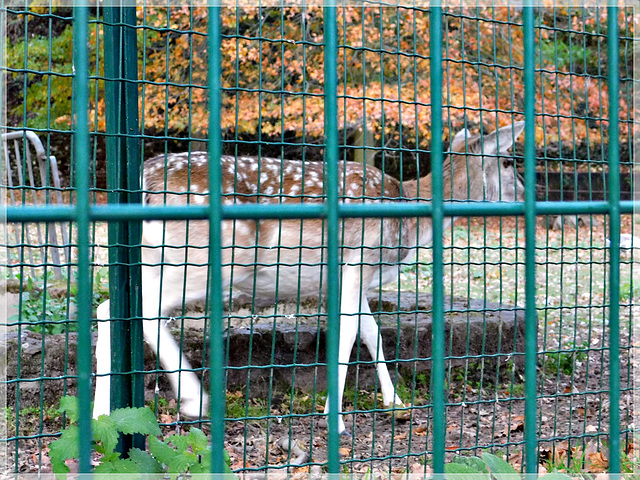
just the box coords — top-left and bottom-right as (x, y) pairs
(2, 130), (69, 280)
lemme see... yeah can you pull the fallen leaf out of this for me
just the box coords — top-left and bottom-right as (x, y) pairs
(413, 425), (428, 436)
(499, 415), (524, 436)
(394, 432), (407, 441)
(339, 447), (351, 456)
(159, 413), (174, 424)
(508, 451), (523, 470)
(446, 424), (459, 433)
(587, 451), (609, 472)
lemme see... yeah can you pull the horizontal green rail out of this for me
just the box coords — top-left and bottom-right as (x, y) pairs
(6, 200), (638, 223)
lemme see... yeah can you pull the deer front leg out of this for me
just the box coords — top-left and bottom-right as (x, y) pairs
(141, 262), (209, 419)
(357, 297), (409, 420)
(322, 266), (366, 435)
(322, 311), (358, 436)
(142, 318), (207, 418)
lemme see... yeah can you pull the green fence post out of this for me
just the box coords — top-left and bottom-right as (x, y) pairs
(429, 3), (445, 475)
(207, 4), (226, 474)
(102, 4), (144, 453)
(522, 6), (538, 475)
(606, 3), (621, 475)
(72, 5), (93, 475)
(323, 4), (340, 473)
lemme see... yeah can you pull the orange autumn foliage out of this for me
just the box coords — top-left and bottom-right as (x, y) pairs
(82, 6), (631, 153)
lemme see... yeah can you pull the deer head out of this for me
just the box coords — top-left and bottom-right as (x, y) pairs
(447, 121), (525, 202)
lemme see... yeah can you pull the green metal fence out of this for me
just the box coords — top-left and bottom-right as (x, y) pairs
(2, 3), (638, 477)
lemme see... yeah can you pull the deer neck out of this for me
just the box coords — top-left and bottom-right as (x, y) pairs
(401, 156), (485, 203)
(398, 157), (484, 248)
(400, 165), (453, 201)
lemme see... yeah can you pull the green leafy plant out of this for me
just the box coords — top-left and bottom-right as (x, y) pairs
(49, 396), (235, 479)
(540, 342), (588, 376)
(10, 286), (73, 335)
(9, 267), (110, 335)
(445, 452), (572, 480)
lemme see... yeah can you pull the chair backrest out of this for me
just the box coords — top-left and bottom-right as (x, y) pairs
(2, 130), (69, 280)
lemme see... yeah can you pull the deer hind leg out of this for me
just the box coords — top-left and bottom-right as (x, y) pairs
(142, 249), (209, 418)
(357, 297), (409, 419)
(93, 301), (112, 419)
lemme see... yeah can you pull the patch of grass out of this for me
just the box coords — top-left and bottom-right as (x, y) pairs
(509, 383), (526, 397)
(278, 389), (322, 415)
(8, 266), (110, 335)
(342, 386), (380, 412)
(398, 216), (637, 355)
(3, 407), (15, 433)
(9, 272), (73, 334)
(339, 379), (428, 411)
(540, 351), (576, 376)
(148, 397), (179, 417)
(4, 404), (64, 437)
(225, 390), (269, 420)
(542, 446), (589, 476)
(399, 371), (430, 405)
(396, 378), (427, 406)
(448, 362), (497, 394)
(620, 278), (640, 303)
(540, 341), (588, 376)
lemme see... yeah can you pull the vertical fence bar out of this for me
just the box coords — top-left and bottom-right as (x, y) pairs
(207, 4), (226, 474)
(606, 3), (621, 475)
(522, 6), (538, 475)
(0, 8), (5, 472)
(428, 3), (445, 475)
(121, 6), (144, 421)
(72, 5), (92, 474)
(323, 5), (340, 473)
(102, 5), (144, 436)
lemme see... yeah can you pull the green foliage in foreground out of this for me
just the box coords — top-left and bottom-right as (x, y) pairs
(49, 396), (235, 480)
(445, 452), (572, 480)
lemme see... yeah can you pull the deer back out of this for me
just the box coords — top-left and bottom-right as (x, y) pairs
(141, 153), (416, 297)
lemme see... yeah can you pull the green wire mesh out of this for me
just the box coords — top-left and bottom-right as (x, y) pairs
(1, 3), (637, 477)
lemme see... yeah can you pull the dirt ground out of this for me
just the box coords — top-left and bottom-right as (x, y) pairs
(5, 215), (639, 477)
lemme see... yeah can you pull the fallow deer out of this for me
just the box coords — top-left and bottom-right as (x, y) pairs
(93, 121), (525, 434)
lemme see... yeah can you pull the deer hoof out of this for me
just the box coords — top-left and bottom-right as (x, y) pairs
(388, 402), (411, 421)
(179, 398), (208, 419)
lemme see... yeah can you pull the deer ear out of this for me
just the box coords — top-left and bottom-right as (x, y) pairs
(483, 121), (526, 154)
(450, 128), (473, 152)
